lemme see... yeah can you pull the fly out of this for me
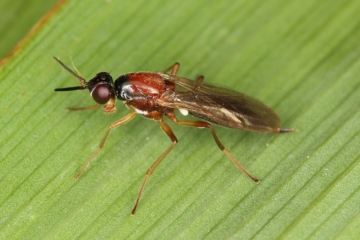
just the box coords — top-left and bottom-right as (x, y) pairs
(54, 57), (294, 215)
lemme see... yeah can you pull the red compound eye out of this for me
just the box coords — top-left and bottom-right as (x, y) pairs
(91, 84), (111, 104)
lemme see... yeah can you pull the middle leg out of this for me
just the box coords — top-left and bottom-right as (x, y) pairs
(131, 118), (178, 215)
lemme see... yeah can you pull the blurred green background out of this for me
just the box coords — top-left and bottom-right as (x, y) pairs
(0, 1), (58, 58)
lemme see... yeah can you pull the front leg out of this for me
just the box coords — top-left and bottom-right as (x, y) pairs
(75, 111), (137, 179)
(67, 103), (100, 111)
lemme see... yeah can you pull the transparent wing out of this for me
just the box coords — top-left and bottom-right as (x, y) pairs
(158, 74), (281, 132)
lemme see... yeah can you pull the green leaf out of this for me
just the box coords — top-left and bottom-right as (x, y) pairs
(1, 0), (359, 239)
(0, 0), (58, 59)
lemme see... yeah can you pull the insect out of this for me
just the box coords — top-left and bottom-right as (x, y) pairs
(54, 57), (293, 215)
